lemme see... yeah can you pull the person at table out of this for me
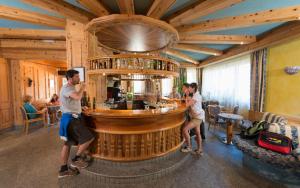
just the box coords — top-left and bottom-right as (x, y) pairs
(23, 95), (47, 119)
(49, 94), (60, 105)
(168, 87), (181, 99)
(181, 83), (205, 155)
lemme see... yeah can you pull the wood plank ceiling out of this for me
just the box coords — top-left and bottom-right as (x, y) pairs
(0, 0), (300, 67)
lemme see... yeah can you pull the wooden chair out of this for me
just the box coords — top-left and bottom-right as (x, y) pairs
(20, 106), (47, 135)
(207, 105), (221, 130)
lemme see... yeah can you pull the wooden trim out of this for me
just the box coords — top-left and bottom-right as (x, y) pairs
(87, 69), (179, 77)
(0, 28), (66, 40)
(173, 44), (222, 56)
(179, 34), (256, 44)
(177, 5), (300, 34)
(179, 62), (198, 68)
(147, 0), (176, 19)
(165, 49), (199, 65)
(170, 0), (244, 27)
(199, 21), (300, 67)
(0, 5), (65, 28)
(22, 0), (95, 23)
(116, 0), (135, 14)
(77, 0), (109, 17)
(0, 39), (66, 50)
(0, 48), (66, 60)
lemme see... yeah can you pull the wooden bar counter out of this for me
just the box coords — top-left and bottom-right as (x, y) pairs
(84, 105), (187, 161)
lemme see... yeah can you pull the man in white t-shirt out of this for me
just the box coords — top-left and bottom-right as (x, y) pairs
(181, 83), (205, 155)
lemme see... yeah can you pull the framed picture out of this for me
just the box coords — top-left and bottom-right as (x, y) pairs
(73, 67), (85, 82)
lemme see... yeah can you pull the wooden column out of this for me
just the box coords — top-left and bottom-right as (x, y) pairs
(66, 19), (88, 69)
(9, 59), (23, 126)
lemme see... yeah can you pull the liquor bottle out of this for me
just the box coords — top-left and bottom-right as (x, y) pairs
(92, 97), (96, 110)
(87, 96), (91, 108)
(109, 58), (113, 69)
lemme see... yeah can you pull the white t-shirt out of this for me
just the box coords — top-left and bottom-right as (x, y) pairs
(189, 92), (205, 120)
(60, 84), (82, 114)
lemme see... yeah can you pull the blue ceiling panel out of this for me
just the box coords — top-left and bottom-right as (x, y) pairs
(200, 44), (234, 51)
(0, 19), (62, 30)
(0, 0), (62, 17)
(162, 0), (199, 19)
(203, 23), (284, 35)
(193, 0), (300, 23)
(64, 0), (91, 12)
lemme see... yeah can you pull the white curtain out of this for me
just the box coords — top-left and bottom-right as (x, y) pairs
(186, 67), (197, 83)
(202, 55), (251, 113)
(161, 78), (173, 97)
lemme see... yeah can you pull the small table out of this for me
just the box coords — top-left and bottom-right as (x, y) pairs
(47, 105), (60, 125)
(218, 113), (243, 145)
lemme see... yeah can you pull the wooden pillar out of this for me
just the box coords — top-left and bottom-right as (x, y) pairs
(9, 59), (24, 126)
(66, 19), (88, 69)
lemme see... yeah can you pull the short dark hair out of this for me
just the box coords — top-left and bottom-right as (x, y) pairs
(189, 83), (198, 92)
(182, 83), (190, 88)
(66, 69), (79, 80)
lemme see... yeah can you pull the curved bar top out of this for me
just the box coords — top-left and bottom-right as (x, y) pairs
(85, 105), (187, 161)
(85, 105), (186, 118)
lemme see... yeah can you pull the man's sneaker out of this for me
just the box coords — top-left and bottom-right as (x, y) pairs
(58, 168), (79, 178)
(82, 154), (93, 163)
(180, 146), (192, 153)
(192, 149), (203, 156)
(70, 158), (89, 169)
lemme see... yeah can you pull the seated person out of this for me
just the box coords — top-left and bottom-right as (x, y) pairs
(49, 94), (60, 105)
(169, 87), (181, 99)
(23, 95), (47, 119)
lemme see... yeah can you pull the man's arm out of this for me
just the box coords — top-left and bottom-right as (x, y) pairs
(69, 83), (86, 100)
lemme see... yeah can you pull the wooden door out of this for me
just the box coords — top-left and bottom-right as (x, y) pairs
(0, 59), (13, 130)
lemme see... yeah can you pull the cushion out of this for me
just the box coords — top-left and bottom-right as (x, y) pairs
(268, 123), (300, 157)
(262, 112), (287, 124)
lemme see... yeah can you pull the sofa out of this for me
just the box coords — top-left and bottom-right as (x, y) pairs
(235, 112), (300, 170)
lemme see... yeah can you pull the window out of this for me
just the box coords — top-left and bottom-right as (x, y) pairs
(186, 67), (197, 83)
(202, 55), (251, 113)
(161, 78), (173, 97)
(133, 81), (145, 94)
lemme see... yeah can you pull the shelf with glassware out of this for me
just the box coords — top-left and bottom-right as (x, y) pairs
(87, 54), (179, 77)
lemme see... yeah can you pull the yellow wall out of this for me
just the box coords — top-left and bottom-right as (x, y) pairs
(265, 38), (300, 117)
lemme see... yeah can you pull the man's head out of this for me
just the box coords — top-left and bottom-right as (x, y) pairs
(189, 83), (198, 93)
(182, 83), (190, 93)
(66, 69), (80, 85)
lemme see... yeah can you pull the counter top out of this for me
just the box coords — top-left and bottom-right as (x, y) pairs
(84, 105), (187, 118)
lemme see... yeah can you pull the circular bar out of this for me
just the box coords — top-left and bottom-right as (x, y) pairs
(85, 105), (187, 161)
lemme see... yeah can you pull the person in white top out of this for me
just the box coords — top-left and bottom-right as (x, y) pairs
(181, 83), (205, 155)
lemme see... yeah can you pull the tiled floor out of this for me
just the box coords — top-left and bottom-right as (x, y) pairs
(0, 125), (292, 188)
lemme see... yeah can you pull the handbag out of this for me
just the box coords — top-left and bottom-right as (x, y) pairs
(257, 131), (292, 155)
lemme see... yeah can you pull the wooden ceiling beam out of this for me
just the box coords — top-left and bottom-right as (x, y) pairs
(179, 62), (198, 68)
(178, 5), (300, 34)
(0, 39), (66, 50)
(0, 5), (65, 28)
(0, 48), (66, 60)
(22, 0), (95, 23)
(147, 0), (176, 19)
(180, 34), (256, 44)
(165, 49), (199, 65)
(0, 28), (65, 40)
(77, 0), (109, 17)
(117, 0), (135, 14)
(170, 0), (244, 27)
(173, 44), (222, 56)
(199, 21), (300, 67)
